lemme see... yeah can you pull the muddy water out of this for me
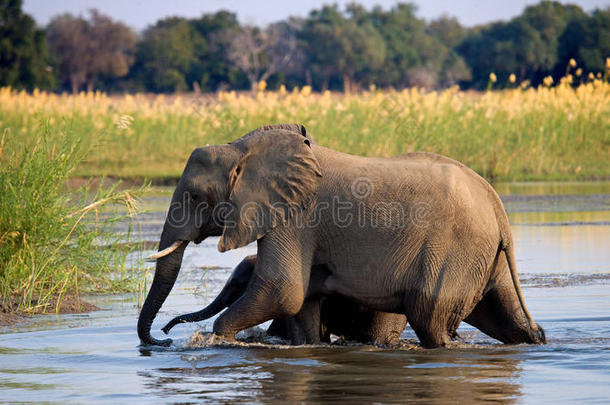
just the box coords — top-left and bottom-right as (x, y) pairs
(1, 182), (609, 404)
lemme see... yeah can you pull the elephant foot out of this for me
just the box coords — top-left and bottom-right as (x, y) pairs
(409, 323), (453, 349)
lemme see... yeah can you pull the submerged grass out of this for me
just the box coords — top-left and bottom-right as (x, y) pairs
(0, 122), (147, 314)
(0, 77), (608, 182)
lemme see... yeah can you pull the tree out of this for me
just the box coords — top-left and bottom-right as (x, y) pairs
(86, 10), (136, 91)
(299, 5), (346, 90)
(368, 3), (462, 89)
(189, 11), (245, 91)
(10, 0), (604, 93)
(47, 9), (135, 92)
(427, 16), (472, 87)
(301, 5), (385, 92)
(131, 17), (200, 92)
(458, 20), (543, 88)
(458, 1), (592, 88)
(0, 0), (54, 90)
(428, 15), (466, 49)
(224, 22), (298, 91)
(560, 7), (610, 75)
(578, 8), (610, 74)
(438, 52), (471, 87)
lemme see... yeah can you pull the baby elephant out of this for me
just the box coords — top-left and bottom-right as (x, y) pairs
(162, 255), (407, 345)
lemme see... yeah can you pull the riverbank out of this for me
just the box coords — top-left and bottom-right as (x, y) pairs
(1, 81), (609, 182)
(0, 296), (98, 327)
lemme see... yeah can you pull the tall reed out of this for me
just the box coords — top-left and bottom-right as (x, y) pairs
(1, 76), (607, 182)
(0, 122), (146, 313)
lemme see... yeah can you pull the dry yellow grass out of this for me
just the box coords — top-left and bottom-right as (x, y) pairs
(1, 77), (609, 181)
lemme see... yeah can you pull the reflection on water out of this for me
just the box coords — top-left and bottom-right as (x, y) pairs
(1, 181), (609, 404)
(494, 181), (610, 196)
(509, 210), (609, 224)
(514, 225), (610, 274)
(138, 346), (524, 403)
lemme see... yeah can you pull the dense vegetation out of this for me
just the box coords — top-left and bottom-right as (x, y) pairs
(1, 77), (608, 182)
(0, 124), (146, 313)
(1, 0), (609, 93)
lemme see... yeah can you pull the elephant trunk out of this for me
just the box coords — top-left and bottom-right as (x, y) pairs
(161, 276), (243, 334)
(137, 234), (187, 346)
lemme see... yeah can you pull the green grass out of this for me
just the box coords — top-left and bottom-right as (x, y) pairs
(0, 122), (147, 313)
(1, 84), (607, 183)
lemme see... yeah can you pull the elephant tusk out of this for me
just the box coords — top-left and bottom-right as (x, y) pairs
(146, 240), (185, 262)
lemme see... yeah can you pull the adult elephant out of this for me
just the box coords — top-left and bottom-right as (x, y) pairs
(161, 255), (407, 345)
(138, 124), (545, 348)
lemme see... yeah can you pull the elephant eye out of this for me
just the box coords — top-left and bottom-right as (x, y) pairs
(189, 192), (200, 202)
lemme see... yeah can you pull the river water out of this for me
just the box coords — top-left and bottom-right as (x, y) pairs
(1, 182), (609, 404)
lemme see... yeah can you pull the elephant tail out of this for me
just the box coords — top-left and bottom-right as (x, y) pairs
(502, 240), (546, 344)
(488, 180), (545, 343)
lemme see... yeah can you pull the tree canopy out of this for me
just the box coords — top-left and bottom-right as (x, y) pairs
(46, 9), (136, 92)
(1, 1), (609, 92)
(0, 0), (54, 90)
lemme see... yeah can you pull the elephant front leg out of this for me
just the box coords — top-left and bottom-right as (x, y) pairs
(212, 276), (306, 339)
(213, 227), (314, 339)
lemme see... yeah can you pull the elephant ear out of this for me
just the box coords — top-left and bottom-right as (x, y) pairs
(218, 127), (322, 252)
(235, 123), (316, 145)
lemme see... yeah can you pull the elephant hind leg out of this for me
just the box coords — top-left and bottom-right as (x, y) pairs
(407, 315), (453, 348)
(464, 273), (540, 344)
(401, 295), (465, 348)
(404, 295), (458, 348)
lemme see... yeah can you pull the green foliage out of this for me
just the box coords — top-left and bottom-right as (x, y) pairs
(0, 0), (55, 90)
(1, 1), (609, 92)
(0, 123), (146, 312)
(458, 20), (544, 88)
(428, 15), (466, 49)
(561, 8), (610, 74)
(368, 4), (470, 89)
(46, 10), (136, 93)
(131, 12), (248, 93)
(457, 1), (606, 88)
(300, 5), (386, 91)
(133, 17), (200, 92)
(189, 11), (246, 91)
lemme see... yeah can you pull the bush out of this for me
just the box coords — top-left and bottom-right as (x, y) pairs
(0, 122), (145, 313)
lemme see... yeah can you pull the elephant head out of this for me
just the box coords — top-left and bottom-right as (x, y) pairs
(137, 124), (321, 346)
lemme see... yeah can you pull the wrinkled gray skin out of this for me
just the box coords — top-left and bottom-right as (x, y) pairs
(138, 123), (546, 348)
(162, 255), (407, 345)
